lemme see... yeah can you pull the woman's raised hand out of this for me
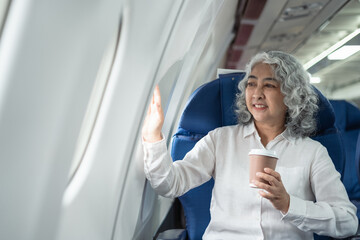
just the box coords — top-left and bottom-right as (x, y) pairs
(142, 85), (164, 143)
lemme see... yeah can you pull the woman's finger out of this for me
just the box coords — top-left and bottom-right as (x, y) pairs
(146, 102), (151, 115)
(154, 85), (161, 107)
(264, 168), (282, 181)
(142, 85), (164, 143)
(252, 180), (273, 191)
(258, 189), (274, 199)
(256, 172), (279, 187)
(253, 170), (290, 213)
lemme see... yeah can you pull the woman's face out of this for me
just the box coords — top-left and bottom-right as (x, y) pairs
(245, 63), (287, 128)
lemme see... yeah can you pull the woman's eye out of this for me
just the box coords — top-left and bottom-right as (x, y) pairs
(265, 84), (276, 88)
(247, 82), (255, 87)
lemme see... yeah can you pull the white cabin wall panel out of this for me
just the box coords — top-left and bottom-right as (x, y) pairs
(57, 1), (184, 240)
(154, 0), (218, 116)
(192, 0), (239, 89)
(114, 0), (238, 238)
(161, 0), (225, 143)
(0, 1), (121, 240)
(0, 0), (10, 36)
(155, 0), (214, 82)
(169, 0), (238, 149)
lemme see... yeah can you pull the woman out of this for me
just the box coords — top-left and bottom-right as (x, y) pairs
(142, 51), (358, 239)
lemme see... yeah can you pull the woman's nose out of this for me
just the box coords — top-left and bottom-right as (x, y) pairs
(253, 86), (264, 99)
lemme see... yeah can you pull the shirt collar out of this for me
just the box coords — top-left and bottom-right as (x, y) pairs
(280, 127), (296, 144)
(243, 121), (256, 138)
(242, 121), (295, 144)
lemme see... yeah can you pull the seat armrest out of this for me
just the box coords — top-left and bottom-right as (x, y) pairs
(156, 229), (187, 240)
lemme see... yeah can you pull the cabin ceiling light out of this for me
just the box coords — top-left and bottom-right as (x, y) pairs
(304, 28), (360, 70)
(327, 45), (360, 60)
(310, 77), (321, 84)
(308, 73), (321, 84)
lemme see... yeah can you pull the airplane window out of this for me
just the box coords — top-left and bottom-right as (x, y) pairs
(158, 0), (233, 146)
(68, 22), (122, 181)
(0, 0), (10, 38)
(157, 61), (182, 116)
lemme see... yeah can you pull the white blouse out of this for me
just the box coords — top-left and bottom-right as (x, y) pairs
(143, 122), (358, 239)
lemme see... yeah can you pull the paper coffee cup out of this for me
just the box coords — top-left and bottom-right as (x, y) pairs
(248, 149), (278, 188)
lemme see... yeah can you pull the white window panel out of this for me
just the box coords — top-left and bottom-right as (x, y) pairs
(113, 0), (238, 239)
(58, 1), (183, 240)
(0, 1), (122, 240)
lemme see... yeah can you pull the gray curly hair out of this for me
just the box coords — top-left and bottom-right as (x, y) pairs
(235, 51), (319, 138)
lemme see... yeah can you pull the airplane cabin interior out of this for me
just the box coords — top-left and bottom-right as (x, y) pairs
(0, 0), (360, 239)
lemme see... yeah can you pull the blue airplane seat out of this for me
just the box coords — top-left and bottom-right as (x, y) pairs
(330, 100), (360, 132)
(355, 132), (360, 219)
(330, 100), (360, 205)
(164, 72), (345, 240)
(170, 72), (245, 240)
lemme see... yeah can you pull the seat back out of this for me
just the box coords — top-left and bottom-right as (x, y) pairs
(355, 132), (360, 218)
(171, 72), (345, 239)
(330, 100), (360, 132)
(330, 100), (360, 216)
(171, 72), (244, 239)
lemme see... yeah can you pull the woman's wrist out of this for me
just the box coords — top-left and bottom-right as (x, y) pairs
(143, 133), (163, 143)
(280, 193), (290, 214)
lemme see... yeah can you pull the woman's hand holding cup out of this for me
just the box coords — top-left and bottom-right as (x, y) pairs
(142, 85), (164, 143)
(248, 149), (289, 213)
(252, 168), (290, 214)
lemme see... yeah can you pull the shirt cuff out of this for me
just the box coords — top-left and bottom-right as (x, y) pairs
(142, 132), (167, 155)
(142, 133), (171, 177)
(281, 195), (306, 226)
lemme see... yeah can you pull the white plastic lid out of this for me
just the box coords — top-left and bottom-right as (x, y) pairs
(248, 149), (278, 159)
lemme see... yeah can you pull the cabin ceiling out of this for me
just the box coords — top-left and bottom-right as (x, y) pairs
(226, 0), (360, 101)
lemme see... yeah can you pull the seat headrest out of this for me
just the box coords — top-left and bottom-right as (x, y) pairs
(313, 87), (336, 135)
(178, 72), (336, 136)
(179, 79), (222, 135)
(330, 100), (360, 131)
(178, 72), (245, 135)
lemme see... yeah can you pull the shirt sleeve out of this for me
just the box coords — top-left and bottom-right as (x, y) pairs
(281, 145), (358, 238)
(142, 131), (216, 198)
